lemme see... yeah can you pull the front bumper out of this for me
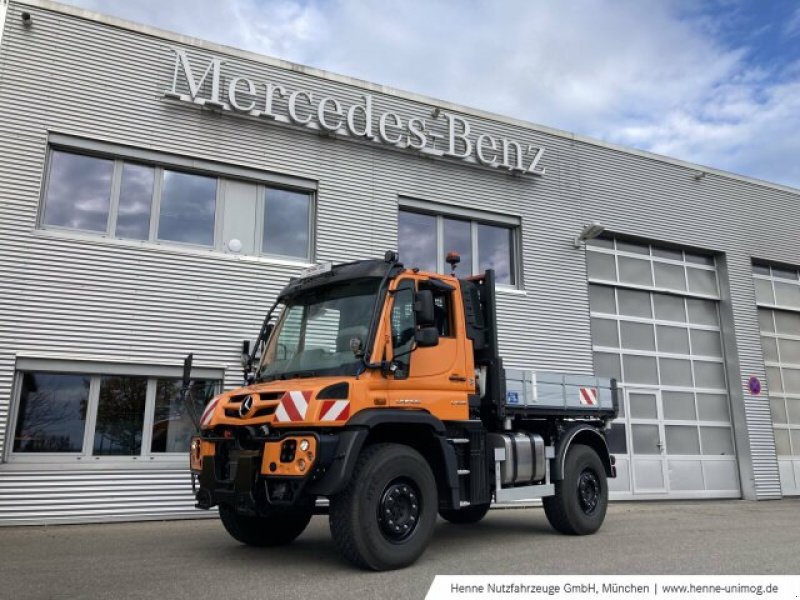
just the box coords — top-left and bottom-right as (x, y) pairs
(191, 429), (357, 514)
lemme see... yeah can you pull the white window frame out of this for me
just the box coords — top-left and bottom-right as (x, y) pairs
(39, 133), (317, 261)
(5, 358), (224, 467)
(397, 198), (522, 288)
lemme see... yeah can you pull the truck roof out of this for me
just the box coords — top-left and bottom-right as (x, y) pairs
(279, 258), (404, 300)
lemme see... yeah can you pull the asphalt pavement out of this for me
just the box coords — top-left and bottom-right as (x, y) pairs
(0, 499), (798, 600)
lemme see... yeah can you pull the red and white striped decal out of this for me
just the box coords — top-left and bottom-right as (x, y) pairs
(275, 391), (312, 422)
(319, 400), (350, 422)
(199, 397), (220, 427)
(579, 387), (598, 406)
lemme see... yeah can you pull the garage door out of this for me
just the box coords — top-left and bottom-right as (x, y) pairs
(586, 238), (739, 499)
(753, 264), (800, 495)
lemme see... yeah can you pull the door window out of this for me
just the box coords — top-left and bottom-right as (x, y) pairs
(391, 281), (416, 377)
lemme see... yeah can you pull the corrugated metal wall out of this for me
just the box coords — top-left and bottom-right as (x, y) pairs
(0, 469), (210, 524)
(0, 0), (797, 522)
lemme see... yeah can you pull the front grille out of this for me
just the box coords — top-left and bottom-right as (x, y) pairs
(228, 391), (285, 404)
(224, 404), (278, 419)
(253, 406), (278, 418)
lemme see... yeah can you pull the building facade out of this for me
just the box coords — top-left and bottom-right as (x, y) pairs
(1, 0), (799, 524)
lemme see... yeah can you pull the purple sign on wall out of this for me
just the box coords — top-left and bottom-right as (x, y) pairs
(748, 376), (762, 395)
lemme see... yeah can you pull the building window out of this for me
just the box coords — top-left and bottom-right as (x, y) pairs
(41, 147), (315, 260)
(116, 163), (155, 240)
(263, 188), (313, 259)
(10, 368), (221, 459)
(158, 170), (217, 246)
(151, 379), (218, 453)
(43, 151), (114, 232)
(13, 372), (90, 453)
(93, 376), (148, 456)
(398, 207), (519, 286)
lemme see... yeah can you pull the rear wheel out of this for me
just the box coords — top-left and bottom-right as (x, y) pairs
(329, 443), (438, 571)
(219, 503), (313, 547)
(439, 503), (490, 524)
(543, 444), (608, 535)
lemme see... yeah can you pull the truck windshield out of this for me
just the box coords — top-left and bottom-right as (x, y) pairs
(257, 278), (380, 381)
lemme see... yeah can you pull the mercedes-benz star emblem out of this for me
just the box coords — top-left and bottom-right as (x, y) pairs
(238, 394), (255, 418)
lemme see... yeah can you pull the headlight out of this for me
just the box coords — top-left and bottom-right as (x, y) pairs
(299, 439), (310, 452)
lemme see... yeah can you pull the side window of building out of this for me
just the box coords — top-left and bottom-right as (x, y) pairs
(41, 147), (314, 260)
(11, 368), (221, 458)
(397, 206), (519, 287)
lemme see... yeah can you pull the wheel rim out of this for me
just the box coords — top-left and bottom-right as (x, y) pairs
(577, 468), (601, 515)
(377, 478), (421, 543)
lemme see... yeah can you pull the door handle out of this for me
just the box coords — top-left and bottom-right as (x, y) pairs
(449, 374), (467, 382)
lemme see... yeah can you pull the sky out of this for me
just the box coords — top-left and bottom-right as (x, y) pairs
(60, 0), (800, 190)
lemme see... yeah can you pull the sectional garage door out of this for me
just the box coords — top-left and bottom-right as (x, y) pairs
(586, 238), (739, 499)
(753, 264), (800, 495)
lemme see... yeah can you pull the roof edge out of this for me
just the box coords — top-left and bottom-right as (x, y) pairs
(10, 0), (800, 197)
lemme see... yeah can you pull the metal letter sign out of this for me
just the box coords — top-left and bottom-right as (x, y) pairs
(163, 48), (546, 177)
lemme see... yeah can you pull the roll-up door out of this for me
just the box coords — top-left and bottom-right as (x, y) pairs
(587, 239), (739, 499)
(753, 264), (800, 495)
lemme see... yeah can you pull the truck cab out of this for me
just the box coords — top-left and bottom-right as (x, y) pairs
(190, 252), (617, 570)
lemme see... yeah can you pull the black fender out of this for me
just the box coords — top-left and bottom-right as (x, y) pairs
(305, 409), (460, 508)
(553, 423), (614, 480)
(305, 428), (368, 496)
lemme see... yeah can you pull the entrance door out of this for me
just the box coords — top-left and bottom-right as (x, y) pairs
(628, 388), (668, 494)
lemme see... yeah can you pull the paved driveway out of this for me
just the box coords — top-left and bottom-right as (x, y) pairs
(1, 499), (799, 600)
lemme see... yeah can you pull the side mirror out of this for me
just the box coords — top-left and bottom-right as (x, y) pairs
(415, 326), (439, 347)
(414, 290), (435, 326)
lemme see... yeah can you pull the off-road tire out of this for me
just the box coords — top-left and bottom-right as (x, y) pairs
(439, 503), (491, 524)
(543, 443), (608, 535)
(329, 443), (438, 571)
(219, 503), (313, 547)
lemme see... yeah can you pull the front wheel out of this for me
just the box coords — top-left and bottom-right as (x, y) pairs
(219, 503), (313, 547)
(543, 443), (608, 535)
(329, 443), (438, 571)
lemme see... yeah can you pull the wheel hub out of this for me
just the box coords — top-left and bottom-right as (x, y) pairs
(577, 469), (600, 515)
(377, 479), (421, 542)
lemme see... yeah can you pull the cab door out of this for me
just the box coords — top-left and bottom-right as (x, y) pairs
(386, 277), (470, 419)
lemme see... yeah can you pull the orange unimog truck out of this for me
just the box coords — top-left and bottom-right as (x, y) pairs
(189, 251), (618, 571)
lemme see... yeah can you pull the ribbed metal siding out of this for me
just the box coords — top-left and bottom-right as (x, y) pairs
(0, 0), (795, 524)
(0, 469), (209, 525)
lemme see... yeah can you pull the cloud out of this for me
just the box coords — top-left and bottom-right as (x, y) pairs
(58, 0), (800, 189)
(784, 7), (800, 39)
